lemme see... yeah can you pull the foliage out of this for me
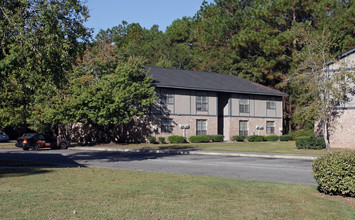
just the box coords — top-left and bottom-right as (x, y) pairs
(158, 137), (166, 144)
(292, 30), (355, 150)
(167, 135), (186, 144)
(233, 135), (246, 142)
(55, 57), (156, 127)
(0, 0), (91, 132)
(313, 150), (355, 197)
(189, 135), (212, 143)
(296, 137), (326, 150)
(211, 135), (224, 142)
(290, 129), (315, 140)
(265, 135), (279, 142)
(146, 136), (156, 144)
(247, 135), (266, 142)
(279, 135), (293, 142)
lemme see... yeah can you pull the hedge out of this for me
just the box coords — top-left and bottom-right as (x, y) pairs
(247, 135), (266, 142)
(279, 135), (292, 141)
(312, 150), (355, 197)
(158, 137), (166, 144)
(290, 129), (315, 139)
(189, 135), (212, 143)
(168, 135), (186, 144)
(146, 136), (156, 144)
(295, 136), (326, 149)
(265, 135), (279, 142)
(211, 135), (224, 142)
(233, 135), (245, 142)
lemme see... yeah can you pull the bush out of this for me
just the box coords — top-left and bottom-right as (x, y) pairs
(189, 135), (212, 143)
(167, 135), (186, 144)
(279, 135), (293, 141)
(146, 136), (156, 144)
(211, 135), (224, 142)
(296, 136), (325, 150)
(233, 135), (245, 142)
(312, 150), (355, 197)
(290, 129), (315, 140)
(247, 135), (266, 142)
(265, 135), (279, 142)
(158, 137), (166, 144)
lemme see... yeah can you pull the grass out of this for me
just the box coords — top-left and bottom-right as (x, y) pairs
(108, 141), (327, 155)
(0, 168), (354, 219)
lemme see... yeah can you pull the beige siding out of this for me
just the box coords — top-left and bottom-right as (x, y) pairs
(254, 96), (267, 117)
(208, 92), (217, 115)
(174, 89), (191, 115)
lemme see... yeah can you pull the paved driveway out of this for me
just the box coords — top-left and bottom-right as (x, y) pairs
(0, 148), (317, 185)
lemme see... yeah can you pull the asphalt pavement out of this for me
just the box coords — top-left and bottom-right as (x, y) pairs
(0, 144), (318, 185)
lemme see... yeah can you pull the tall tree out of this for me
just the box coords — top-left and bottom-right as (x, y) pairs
(292, 31), (355, 150)
(0, 0), (90, 132)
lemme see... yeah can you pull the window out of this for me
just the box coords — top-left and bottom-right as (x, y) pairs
(239, 120), (248, 136)
(161, 118), (173, 133)
(239, 98), (250, 113)
(196, 120), (207, 135)
(196, 93), (208, 111)
(266, 121), (275, 134)
(161, 90), (174, 104)
(266, 100), (276, 110)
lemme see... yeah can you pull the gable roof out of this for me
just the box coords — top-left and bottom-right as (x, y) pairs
(146, 66), (287, 97)
(335, 48), (355, 60)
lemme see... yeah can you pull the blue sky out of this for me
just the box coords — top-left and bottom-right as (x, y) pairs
(85, 0), (214, 37)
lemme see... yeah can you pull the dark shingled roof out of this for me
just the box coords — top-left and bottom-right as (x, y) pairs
(146, 66), (287, 97)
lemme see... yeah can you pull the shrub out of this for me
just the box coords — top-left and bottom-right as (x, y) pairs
(290, 129), (315, 140)
(265, 135), (279, 142)
(295, 136), (326, 150)
(168, 135), (186, 144)
(247, 135), (266, 142)
(211, 135), (224, 142)
(146, 136), (156, 144)
(158, 137), (166, 144)
(189, 135), (212, 143)
(312, 150), (355, 197)
(279, 135), (292, 141)
(233, 135), (245, 142)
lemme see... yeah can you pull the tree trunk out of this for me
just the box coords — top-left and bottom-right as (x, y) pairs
(323, 120), (330, 151)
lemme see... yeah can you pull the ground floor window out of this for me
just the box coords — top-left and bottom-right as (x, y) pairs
(239, 120), (248, 136)
(161, 118), (173, 133)
(196, 120), (207, 135)
(266, 121), (275, 134)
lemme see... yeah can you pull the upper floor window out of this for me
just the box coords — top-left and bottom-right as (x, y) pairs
(239, 98), (250, 113)
(161, 90), (174, 105)
(161, 118), (173, 133)
(266, 121), (275, 134)
(196, 92), (208, 111)
(196, 119), (207, 135)
(266, 100), (276, 110)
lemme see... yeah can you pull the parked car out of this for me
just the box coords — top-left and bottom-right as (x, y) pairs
(0, 131), (9, 142)
(16, 133), (70, 151)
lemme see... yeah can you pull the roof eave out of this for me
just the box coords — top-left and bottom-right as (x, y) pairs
(153, 84), (288, 97)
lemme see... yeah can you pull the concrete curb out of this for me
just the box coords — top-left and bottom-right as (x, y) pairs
(70, 147), (319, 161)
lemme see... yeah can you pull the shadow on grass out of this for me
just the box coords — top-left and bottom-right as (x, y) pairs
(0, 167), (53, 178)
(157, 145), (199, 150)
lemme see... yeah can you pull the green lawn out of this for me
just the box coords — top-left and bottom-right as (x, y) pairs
(115, 141), (327, 155)
(0, 168), (354, 219)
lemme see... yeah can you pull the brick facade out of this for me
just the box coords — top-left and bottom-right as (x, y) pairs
(152, 115), (283, 141)
(316, 109), (355, 149)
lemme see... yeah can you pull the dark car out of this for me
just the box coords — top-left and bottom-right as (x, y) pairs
(16, 133), (70, 151)
(0, 131), (9, 142)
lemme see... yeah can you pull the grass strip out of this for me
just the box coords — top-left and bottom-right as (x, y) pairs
(0, 168), (354, 219)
